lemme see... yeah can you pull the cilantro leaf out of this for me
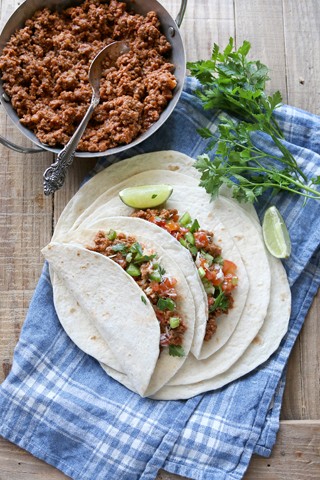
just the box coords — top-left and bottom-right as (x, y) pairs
(189, 38), (320, 203)
(209, 287), (230, 313)
(169, 345), (185, 357)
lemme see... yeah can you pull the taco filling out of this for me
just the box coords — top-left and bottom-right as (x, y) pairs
(131, 208), (238, 341)
(88, 230), (187, 356)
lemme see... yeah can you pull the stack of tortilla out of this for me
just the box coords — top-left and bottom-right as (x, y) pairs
(42, 151), (291, 400)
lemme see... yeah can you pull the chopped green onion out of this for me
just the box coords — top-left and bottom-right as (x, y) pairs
(133, 253), (156, 264)
(188, 244), (198, 256)
(202, 277), (215, 294)
(157, 297), (176, 311)
(214, 255), (224, 265)
(126, 263), (141, 277)
(169, 317), (180, 329)
(198, 267), (206, 278)
(149, 270), (162, 282)
(141, 295), (147, 305)
(185, 231), (195, 245)
(107, 229), (117, 241)
(189, 219), (200, 233)
(179, 212), (192, 226)
(201, 251), (214, 266)
(169, 345), (185, 357)
(126, 252), (133, 263)
(179, 238), (188, 248)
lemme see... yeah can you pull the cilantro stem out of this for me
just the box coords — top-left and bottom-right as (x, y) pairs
(210, 164), (320, 199)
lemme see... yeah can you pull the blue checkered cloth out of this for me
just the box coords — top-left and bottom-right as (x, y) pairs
(1, 78), (320, 480)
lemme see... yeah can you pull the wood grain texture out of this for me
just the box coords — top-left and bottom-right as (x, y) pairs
(0, 0), (319, 479)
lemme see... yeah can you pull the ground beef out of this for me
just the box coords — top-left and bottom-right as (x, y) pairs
(0, 0), (177, 152)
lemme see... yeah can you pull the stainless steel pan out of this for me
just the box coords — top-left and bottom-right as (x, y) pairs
(0, 0), (187, 157)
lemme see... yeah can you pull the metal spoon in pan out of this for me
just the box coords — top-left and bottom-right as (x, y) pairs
(43, 40), (130, 196)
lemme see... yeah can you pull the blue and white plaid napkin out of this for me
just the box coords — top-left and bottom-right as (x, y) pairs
(1, 78), (320, 480)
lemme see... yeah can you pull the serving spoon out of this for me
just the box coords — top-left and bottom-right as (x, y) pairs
(43, 40), (130, 196)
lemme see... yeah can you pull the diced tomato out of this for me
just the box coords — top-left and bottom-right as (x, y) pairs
(208, 295), (215, 306)
(222, 259), (237, 275)
(173, 227), (189, 241)
(163, 277), (177, 288)
(205, 268), (223, 286)
(150, 216), (166, 228)
(163, 221), (180, 233)
(194, 231), (210, 248)
(154, 277), (178, 298)
(221, 273), (238, 293)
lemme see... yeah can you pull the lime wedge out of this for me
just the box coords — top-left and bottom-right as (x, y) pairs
(262, 206), (291, 259)
(119, 184), (173, 209)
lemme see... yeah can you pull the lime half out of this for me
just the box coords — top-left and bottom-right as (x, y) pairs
(119, 184), (173, 209)
(262, 206), (291, 259)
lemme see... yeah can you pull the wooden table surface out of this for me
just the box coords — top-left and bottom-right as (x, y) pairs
(1, 0), (319, 479)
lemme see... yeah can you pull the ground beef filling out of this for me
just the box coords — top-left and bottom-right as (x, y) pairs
(0, 0), (177, 152)
(88, 230), (186, 354)
(131, 208), (238, 342)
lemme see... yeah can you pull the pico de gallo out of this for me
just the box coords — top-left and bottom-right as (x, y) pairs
(87, 230), (186, 357)
(131, 209), (238, 341)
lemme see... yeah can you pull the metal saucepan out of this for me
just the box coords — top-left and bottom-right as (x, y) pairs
(0, 0), (187, 157)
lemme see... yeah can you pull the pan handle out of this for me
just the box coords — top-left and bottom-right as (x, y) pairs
(0, 134), (44, 153)
(175, 0), (187, 27)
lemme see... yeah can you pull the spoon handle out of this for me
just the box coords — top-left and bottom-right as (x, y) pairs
(43, 94), (99, 195)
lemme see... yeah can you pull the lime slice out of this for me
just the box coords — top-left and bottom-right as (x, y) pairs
(119, 184), (173, 209)
(262, 206), (291, 258)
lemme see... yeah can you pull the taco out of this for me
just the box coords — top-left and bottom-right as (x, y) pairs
(43, 223), (196, 396)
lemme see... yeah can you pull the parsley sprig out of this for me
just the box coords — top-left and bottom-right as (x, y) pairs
(187, 38), (320, 203)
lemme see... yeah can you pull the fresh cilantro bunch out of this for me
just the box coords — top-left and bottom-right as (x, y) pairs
(187, 38), (320, 203)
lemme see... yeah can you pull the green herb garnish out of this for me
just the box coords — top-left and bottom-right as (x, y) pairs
(188, 37), (320, 203)
(112, 243), (128, 253)
(169, 345), (185, 357)
(189, 218), (200, 233)
(209, 287), (230, 313)
(157, 297), (176, 312)
(141, 295), (147, 305)
(129, 242), (143, 255)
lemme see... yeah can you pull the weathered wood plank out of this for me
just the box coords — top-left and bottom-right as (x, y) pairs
(234, 0), (288, 102)
(282, 289), (320, 421)
(0, 0), (320, 479)
(0, 422), (319, 480)
(282, 0), (320, 115)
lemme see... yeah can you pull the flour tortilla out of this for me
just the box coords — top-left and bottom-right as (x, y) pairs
(53, 150), (258, 242)
(44, 229), (197, 396)
(42, 243), (160, 396)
